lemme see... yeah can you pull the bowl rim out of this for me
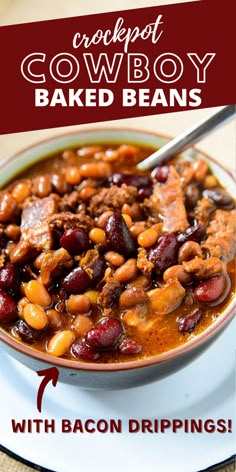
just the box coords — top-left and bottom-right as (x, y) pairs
(0, 126), (235, 372)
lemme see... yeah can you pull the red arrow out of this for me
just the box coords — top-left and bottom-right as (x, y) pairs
(36, 367), (59, 413)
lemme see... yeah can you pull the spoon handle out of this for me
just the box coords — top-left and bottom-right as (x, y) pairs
(137, 105), (236, 171)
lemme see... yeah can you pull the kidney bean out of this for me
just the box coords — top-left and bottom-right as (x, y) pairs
(60, 228), (90, 255)
(177, 308), (203, 333)
(148, 234), (179, 273)
(119, 287), (148, 309)
(203, 188), (234, 209)
(0, 262), (18, 291)
(62, 267), (92, 294)
(117, 336), (142, 355)
(151, 166), (169, 183)
(71, 340), (101, 361)
(184, 184), (200, 208)
(137, 187), (152, 202)
(194, 274), (228, 304)
(85, 317), (123, 349)
(109, 172), (151, 188)
(89, 256), (106, 286)
(0, 289), (18, 323)
(105, 213), (136, 257)
(177, 224), (206, 244)
(15, 319), (41, 343)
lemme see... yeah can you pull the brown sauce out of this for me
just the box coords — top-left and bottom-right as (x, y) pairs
(0, 143), (235, 363)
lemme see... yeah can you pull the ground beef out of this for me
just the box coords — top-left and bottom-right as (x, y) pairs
(195, 197), (216, 225)
(88, 184), (137, 216)
(183, 256), (223, 279)
(48, 211), (94, 233)
(201, 209), (236, 261)
(98, 278), (122, 308)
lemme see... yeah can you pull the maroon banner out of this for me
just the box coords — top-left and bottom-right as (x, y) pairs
(0, 0), (235, 134)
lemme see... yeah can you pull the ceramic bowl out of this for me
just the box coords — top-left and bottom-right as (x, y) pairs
(0, 128), (235, 389)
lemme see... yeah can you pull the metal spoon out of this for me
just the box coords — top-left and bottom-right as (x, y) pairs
(137, 105), (236, 171)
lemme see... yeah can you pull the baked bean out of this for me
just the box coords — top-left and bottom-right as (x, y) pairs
(84, 290), (100, 304)
(104, 251), (125, 267)
(79, 187), (97, 201)
(163, 265), (192, 284)
(122, 213), (133, 228)
(34, 251), (46, 270)
(119, 287), (148, 309)
(67, 294), (91, 314)
(77, 146), (102, 157)
(89, 228), (106, 245)
(115, 259), (138, 283)
(12, 181), (31, 203)
(25, 280), (51, 307)
(130, 222), (147, 239)
(9, 240), (34, 265)
(193, 158), (208, 181)
(62, 149), (78, 162)
(17, 297), (29, 318)
(104, 149), (120, 162)
(121, 203), (142, 220)
(203, 175), (218, 188)
(0, 192), (17, 223)
(23, 303), (48, 330)
(72, 314), (94, 335)
(178, 241), (203, 263)
(127, 274), (151, 289)
(97, 211), (114, 229)
(47, 330), (75, 357)
(5, 224), (21, 241)
(51, 174), (68, 194)
(46, 309), (62, 330)
(65, 166), (81, 185)
(138, 227), (158, 248)
(32, 176), (52, 198)
(79, 162), (111, 179)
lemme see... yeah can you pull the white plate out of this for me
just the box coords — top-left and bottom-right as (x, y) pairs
(0, 317), (235, 472)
